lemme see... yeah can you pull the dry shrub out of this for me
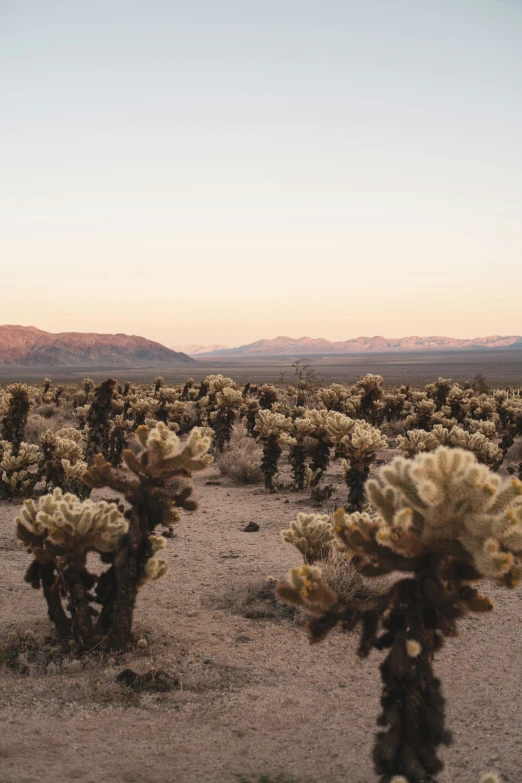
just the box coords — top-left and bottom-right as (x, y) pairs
(34, 403), (56, 419)
(25, 409), (78, 444)
(383, 419), (407, 439)
(320, 549), (396, 603)
(216, 427), (263, 485)
(25, 414), (59, 444)
(216, 578), (299, 621)
(506, 436), (522, 465)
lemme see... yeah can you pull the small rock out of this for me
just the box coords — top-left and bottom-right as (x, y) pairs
(243, 522), (260, 532)
(235, 635), (253, 643)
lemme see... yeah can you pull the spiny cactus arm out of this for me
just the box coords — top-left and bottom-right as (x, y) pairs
(157, 450), (213, 477)
(83, 453), (135, 494)
(276, 564), (385, 648)
(276, 565), (338, 613)
(331, 509), (426, 573)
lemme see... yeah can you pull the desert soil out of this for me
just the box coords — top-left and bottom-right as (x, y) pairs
(1, 459), (522, 783)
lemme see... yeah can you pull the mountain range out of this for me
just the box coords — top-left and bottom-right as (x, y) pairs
(172, 343), (230, 355)
(0, 326), (194, 366)
(186, 334), (522, 357)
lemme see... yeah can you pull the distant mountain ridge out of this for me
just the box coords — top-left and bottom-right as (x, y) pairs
(194, 334), (522, 357)
(0, 326), (195, 366)
(171, 343), (230, 355)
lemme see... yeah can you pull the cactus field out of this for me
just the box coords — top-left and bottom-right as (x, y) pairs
(1, 373), (522, 783)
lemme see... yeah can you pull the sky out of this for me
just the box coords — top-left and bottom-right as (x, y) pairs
(1, 0), (521, 347)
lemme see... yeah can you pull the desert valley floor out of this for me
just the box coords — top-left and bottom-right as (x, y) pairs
(1, 455), (522, 783)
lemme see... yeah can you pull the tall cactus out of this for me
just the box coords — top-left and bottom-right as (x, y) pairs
(278, 447), (522, 783)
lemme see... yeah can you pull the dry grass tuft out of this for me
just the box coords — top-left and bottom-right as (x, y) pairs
(320, 549), (396, 603)
(384, 419), (407, 439)
(216, 427), (263, 485)
(215, 578), (299, 621)
(505, 436), (522, 465)
(25, 408), (78, 444)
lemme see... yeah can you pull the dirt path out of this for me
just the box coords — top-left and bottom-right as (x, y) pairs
(1, 465), (521, 783)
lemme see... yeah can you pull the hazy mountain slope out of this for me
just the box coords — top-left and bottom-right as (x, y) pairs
(172, 344), (230, 355)
(0, 326), (195, 366)
(199, 334), (522, 356)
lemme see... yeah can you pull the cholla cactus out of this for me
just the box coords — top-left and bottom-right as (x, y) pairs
(258, 383), (278, 410)
(381, 391), (408, 422)
(400, 424), (504, 468)
(282, 513), (335, 563)
(212, 387), (244, 451)
(242, 398), (260, 437)
(77, 378), (95, 407)
(277, 447), (522, 782)
(84, 378), (117, 462)
(447, 426), (503, 467)
(356, 374), (383, 423)
(1, 384), (31, 454)
(339, 421), (387, 511)
(467, 419), (498, 438)
(425, 377), (452, 410)
(318, 384), (350, 413)
(38, 428), (88, 497)
(75, 404), (90, 429)
(82, 422), (212, 648)
(18, 489), (127, 558)
(154, 387), (177, 423)
(284, 417), (316, 490)
(305, 409), (335, 488)
(0, 440), (40, 500)
(17, 489), (128, 646)
(106, 413), (131, 468)
(207, 374), (236, 396)
(181, 377), (194, 400)
(404, 394), (437, 431)
(467, 394), (499, 425)
(130, 396), (152, 427)
(396, 429), (440, 458)
(255, 410), (292, 491)
(446, 384), (472, 422)
(153, 376), (164, 396)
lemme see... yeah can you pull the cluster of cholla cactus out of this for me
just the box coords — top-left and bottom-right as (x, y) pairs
(425, 377), (452, 410)
(84, 378), (117, 462)
(15, 420), (211, 650)
(282, 417), (317, 490)
(242, 398), (260, 437)
(254, 409), (292, 490)
(0, 439), (40, 500)
(80, 421), (212, 648)
(1, 383), (31, 454)
(277, 446), (522, 782)
(305, 409), (334, 488)
(355, 373), (384, 423)
(333, 418), (387, 510)
(398, 424), (503, 467)
(211, 387), (244, 451)
(258, 383), (278, 409)
(38, 427), (89, 497)
(17, 490), (128, 647)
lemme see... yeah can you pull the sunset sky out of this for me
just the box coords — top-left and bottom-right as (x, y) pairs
(1, 1), (521, 347)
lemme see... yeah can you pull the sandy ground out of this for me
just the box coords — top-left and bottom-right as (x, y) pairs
(1, 459), (522, 783)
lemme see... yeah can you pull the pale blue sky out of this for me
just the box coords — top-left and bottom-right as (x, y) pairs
(1, 1), (521, 345)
